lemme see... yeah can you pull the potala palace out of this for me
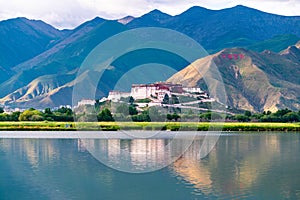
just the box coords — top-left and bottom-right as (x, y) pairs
(107, 82), (209, 103)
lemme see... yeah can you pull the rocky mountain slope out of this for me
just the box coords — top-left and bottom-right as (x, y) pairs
(168, 45), (300, 112)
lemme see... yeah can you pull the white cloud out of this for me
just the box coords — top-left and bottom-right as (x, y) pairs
(0, 0), (299, 29)
(231, 0), (300, 16)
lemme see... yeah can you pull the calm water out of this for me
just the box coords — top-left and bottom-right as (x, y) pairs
(0, 132), (300, 200)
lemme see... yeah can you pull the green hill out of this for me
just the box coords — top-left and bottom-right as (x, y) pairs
(246, 34), (300, 53)
(0, 17), (68, 69)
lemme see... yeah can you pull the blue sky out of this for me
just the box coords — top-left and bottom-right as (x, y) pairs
(0, 0), (299, 29)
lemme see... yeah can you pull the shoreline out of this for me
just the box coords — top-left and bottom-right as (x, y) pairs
(0, 122), (299, 132)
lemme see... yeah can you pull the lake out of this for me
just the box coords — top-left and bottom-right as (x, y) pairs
(0, 132), (300, 199)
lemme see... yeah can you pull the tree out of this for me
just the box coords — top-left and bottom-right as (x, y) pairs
(31, 115), (44, 121)
(0, 113), (9, 121)
(10, 112), (21, 121)
(44, 108), (52, 115)
(0, 107), (4, 114)
(275, 108), (291, 117)
(166, 113), (181, 121)
(129, 105), (138, 115)
(162, 94), (169, 104)
(283, 112), (300, 122)
(43, 108), (54, 121)
(263, 111), (272, 115)
(199, 112), (223, 121)
(172, 113), (181, 121)
(57, 107), (73, 116)
(19, 109), (44, 121)
(200, 112), (212, 121)
(234, 114), (250, 122)
(129, 96), (135, 105)
(97, 108), (114, 122)
(132, 110), (150, 122)
(244, 111), (252, 117)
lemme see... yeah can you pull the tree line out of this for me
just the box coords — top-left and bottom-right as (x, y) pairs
(0, 107), (73, 122)
(1, 106), (299, 123)
(96, 105), (300, 123)
(229, 109), (300, 123)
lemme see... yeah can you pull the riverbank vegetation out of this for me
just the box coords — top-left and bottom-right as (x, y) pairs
(0, 107), (73, 122)
(0, 105), (299, 131)
(0, 122), (299, 131)
(0, 106), (300, 123)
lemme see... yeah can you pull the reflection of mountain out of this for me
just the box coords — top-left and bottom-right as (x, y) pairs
(0, 139), (115, 199)
(172, 155), (213, 194)
(0, 135), (300, 199)
(79, 134), (285, 195)
(169, 135), (290, 197)
(1, 139), (57, 167)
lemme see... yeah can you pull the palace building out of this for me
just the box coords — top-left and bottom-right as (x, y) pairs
(108, 82), (206, 102)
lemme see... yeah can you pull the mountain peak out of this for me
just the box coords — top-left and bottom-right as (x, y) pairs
(0, 17), (29, 25)
(146, 9), (171, 18)
(72, 16), (105, 31)
(178, 6), (212, 17)
(185, 6), (211, 12)
(230, 5), (259, 11)
(127, 9), (171, 27)
(149, 9), (165, 14)
(226, 4), (274, 15)
(117, 16), (135, 25)
(0, 17), (50, 25)
(233, 5), (250, 9)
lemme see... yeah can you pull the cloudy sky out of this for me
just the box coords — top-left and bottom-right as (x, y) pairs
(0, 0), (299, 29)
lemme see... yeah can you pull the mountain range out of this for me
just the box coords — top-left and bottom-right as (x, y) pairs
(0, 5), (299, 112)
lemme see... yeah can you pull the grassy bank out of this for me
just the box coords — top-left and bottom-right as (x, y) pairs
(0, 122), (299, 132)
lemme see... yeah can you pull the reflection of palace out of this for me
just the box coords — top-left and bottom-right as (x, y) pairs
(80, 139), (172, 167)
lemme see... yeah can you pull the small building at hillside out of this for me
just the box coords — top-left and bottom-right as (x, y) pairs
(77, 99), (95, 106)
(108, 91), (131, 102)
(183, 87), (203, 94)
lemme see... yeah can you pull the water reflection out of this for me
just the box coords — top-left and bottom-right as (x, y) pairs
(80, 137), (198, 173)
(0, 133), (300, 199)
(170, 134), (300, 199)
(0, 139), (58, 170)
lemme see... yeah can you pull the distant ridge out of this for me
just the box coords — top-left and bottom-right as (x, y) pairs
(0, 17), (68, 69)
